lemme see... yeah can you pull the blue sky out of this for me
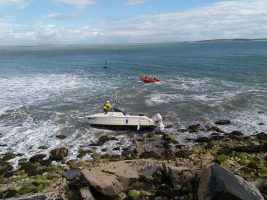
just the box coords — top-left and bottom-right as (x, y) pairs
(0, 0), (267, 45)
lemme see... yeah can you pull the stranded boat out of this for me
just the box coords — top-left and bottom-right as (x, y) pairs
(140, 75), (161, 83)
(87, 108), (164, 131)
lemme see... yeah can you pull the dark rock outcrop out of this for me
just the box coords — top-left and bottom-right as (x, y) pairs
(56, 134), (67, 140)
(49, 148), (69, 161)
(257, 132), (267, 140)
(198, 163), (264, 200)
(1, 152), (16, 161)
(187, 124), (202, 133)
(215, 119), (231, 125)
(29, 154), (47, 163)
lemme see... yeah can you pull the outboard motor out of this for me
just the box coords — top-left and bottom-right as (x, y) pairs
(152, 113), (165, 131)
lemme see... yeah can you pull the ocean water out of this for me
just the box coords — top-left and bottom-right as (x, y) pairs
(0, 41), (266, 161)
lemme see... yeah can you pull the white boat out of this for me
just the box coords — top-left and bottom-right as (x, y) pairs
(87, 108), (164, 131)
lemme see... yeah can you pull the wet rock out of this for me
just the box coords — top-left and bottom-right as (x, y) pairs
(49, 148), (69, 161)
(1, 152), (16, 161)
(29, 154), (47, 163)
(229, 130), (243, 136)
(162, 133), (177, 143)
(38, 145), (48, 150)
(0, 163), (13, 176)
(195, 137), (211, 143)
(257, 132), (267, 140)
(258, 123), (265, 125)
(19, 161), (39, 176)
(258, 111), (264, 114)
(56, 134), (67, 140)
(177, 129), (187, 133)
(77, 149), (93, 158)
(164, 124), (173, 129)
(187, 124), (201, 133)
(97, 135), (118, 146)
(207, 126), (224, 133)
(198, 163), (264, 200)
(113, 146), (120, 151)
(215, 119), (231, 125)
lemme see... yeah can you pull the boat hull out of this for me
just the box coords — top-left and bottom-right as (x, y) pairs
(140, 75), (161, 83)
(90, 124), (156, 131)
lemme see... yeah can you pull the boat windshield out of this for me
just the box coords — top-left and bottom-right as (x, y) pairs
(111, 108), (126, 115)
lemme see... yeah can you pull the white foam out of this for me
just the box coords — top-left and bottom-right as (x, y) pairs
(145, 93), (183, 106)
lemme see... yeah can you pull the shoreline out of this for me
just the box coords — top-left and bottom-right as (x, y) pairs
(0, 120), (266, 199)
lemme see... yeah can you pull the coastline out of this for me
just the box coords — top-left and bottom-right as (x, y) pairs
(1, 120), (266, 199)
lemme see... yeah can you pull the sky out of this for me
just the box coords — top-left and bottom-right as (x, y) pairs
(0, 0), (267, 45)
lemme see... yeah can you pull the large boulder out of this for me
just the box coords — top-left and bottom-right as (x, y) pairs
(198, 163), (264, 200)
(82, 168), (124, 198)
(81, 159), (159, 198)
(49, 148), (69, 161)
(165, 164), (199, 192)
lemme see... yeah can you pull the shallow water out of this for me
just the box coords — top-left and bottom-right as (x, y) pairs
(0, 41), (266, 160)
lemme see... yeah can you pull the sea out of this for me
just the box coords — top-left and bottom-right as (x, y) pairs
(0, 40), (266, 162)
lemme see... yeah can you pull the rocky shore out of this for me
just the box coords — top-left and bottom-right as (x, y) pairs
(0, 120), (266, 200)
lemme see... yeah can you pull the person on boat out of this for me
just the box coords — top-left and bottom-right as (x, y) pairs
(103, 101), (112, 113)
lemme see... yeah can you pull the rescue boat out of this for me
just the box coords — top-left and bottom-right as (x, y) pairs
(140, 75), (161, 83)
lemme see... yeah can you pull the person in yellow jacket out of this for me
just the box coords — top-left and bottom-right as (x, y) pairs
(103, 101), (112, 113)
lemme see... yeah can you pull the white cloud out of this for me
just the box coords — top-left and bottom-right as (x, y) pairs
(0, 0), (28, 9)
(56, 0), (95, 7)
(1, 0), (267, 44)
(126, 0), (147, 5)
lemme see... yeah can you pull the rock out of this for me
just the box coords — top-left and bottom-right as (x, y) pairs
(29, 154), (47, 163)
(257, 132), (267, 140)
(187, 124), (201, 133)
(128, 190), (140, 198)
(97, 135), (118, 146)
(258, 111), (264, 114)
(82, 168), (124, 198)
(19, 161), (39, 176)
(165, 164), (199, 192)
(113, 146), (120, 151)
(80, 187), (95, 200)
(198, 163), (264, 200)
(207, 126), (224, 133)
(215, 119), (231, 125)
(56, 134), (67, 139)
(228, 130), (244, 137)
(77, 149), (93, 158)
(49, 148), (69, 161)
(0, 189), (17, 199)
(258, 123), (265, 125)
(177, 129), (187, 133)
(195, 137), (211, 143)
(38, 145), (48, 150)
(162, 133), (177, 143)
(0, 163), (13, 176)
(1, 152), (16, 161)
